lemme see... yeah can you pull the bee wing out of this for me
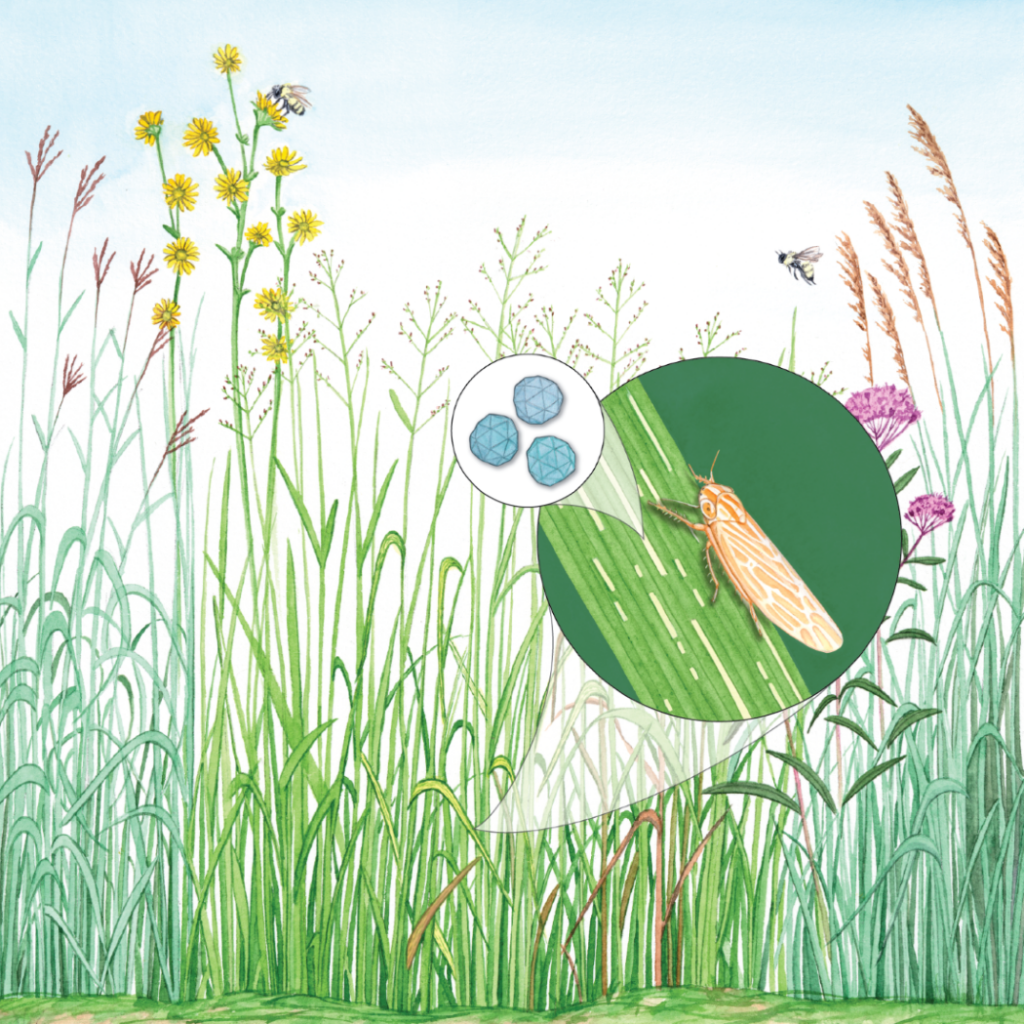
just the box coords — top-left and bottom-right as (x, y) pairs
(288, 85), (313, 107)
(793, 246), (823, 263)
(711, 514), (843, 653)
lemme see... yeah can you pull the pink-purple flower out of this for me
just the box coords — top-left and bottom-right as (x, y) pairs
(906, 493), (955, 537)
(846, 384), (922, 450)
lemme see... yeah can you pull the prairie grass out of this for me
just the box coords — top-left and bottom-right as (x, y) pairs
(0, 68), (1020, 1019)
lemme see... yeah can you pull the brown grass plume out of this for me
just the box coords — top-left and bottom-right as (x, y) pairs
(867, 270), (913, 395)
(836, 232), (873, 385)
(982, 221), (1014, 366)
(865, 199), (942, 409)
(908, 104), (993, 390)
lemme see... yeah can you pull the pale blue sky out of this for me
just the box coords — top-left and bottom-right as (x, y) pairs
(7, 1), (1021, 184)
(3, 0), (1022, 432)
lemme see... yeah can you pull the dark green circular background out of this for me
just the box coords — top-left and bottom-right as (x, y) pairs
(538, 357), (902, 711)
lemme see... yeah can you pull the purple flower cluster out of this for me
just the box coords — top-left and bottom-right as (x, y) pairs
(845, 384), (922, 451)
(906, 493), (956, 537)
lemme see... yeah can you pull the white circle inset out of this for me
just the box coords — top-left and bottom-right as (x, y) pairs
(451, 354), (604, 507)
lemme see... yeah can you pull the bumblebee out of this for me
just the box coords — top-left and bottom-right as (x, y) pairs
(777, 246), (822, 285)
(267, 84), (313, 117)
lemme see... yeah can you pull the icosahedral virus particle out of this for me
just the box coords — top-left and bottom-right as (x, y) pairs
(514, 376), (563, 425)
(527, 436), (575, 486)
(470, 414), (519, 466)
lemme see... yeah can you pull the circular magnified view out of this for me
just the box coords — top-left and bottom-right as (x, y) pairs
(450, 354), (604, 507)
(537, 357), (901, 721)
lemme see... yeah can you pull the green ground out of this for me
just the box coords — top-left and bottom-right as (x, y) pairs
(2, 989), (1024, 1024)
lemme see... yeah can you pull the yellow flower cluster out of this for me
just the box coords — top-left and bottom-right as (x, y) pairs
(213, 45), (242, 74)
(151, 298), (181, 329)
(163, 237), (200, 276)
(255, 91), (289, 127)
(134, 111), (163, 146)
(254, 287), (296, 323)
(288, 210), (323, 246)
(163, 173), (198, 212)
(262, 335), (290, 364)
(245, 222), (273, 247)
(183, 117), (220, 157)
(264, 147), (307, 176)
(214, 168), (250, 204)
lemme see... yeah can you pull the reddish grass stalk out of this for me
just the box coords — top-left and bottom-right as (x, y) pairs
(25, 126), (62, 253)
(886, 172), (941, 331)
(147, 407), (209, 493)
(60, 156), (106, 304)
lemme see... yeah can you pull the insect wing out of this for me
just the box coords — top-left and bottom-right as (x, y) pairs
(710, 510), (843, 653)
(792, 246), (822, 263)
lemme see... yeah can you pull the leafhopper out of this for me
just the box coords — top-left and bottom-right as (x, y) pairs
(648, 455), (843, 654)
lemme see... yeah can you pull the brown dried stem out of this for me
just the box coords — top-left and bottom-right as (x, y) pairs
(908, 105), (992, 394)
(982, 222), (1014, 366)
(865, 200), (941, 410)
(835, 232), (873, 385)
(867, 271), (913, 396)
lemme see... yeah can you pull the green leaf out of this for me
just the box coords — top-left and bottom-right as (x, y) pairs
(887, 628), (936, 644)
(767, 750), (836, 814)
(27, 241), (43, 280)
(361, 752), (401, 860)
(9, 312), (27, 351)
(0, 764), (49, 805)
(897, 576), (926, 591)
(704, 782), (799, 816)
(901, 529), (909, 558)
(886, 707), (942, 749)
(839, 677), (896, 707)
(893, 466), (919, 494)
(389, 389), (414, 432)
(809, 693), (837, 730)
(162, 223), (180, 239)
(885, 448), (902, 469)
(843, 755), (906, 805)
(409, 778), (513, 905)
(825, 715), (877, 750)
(906, 555), (945, 566)
(58, 291), (84, 335)
(31, 415), (47, 451)
(279, 720), (334, 789)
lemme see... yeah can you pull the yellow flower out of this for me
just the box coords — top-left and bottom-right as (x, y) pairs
(264, 146), (307, 176)
(255, 91), (288, 127)
(151, 298), (181, 329)
(288, 209), (323, 246)
(213, 45), (242, 74)
(245, 222), (273, 247)
(163, 237), (200, 276)
(134, 111), (163, 146)
(262, 334), (290, 364)
(254, 287), (295, 323)
(162, 173), (198, 212)
(214, 168), (250, 204)
(183, 117), (220, 157)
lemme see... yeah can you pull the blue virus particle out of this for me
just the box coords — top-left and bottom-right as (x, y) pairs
(514, 376), (563, 425)
(470, 413), (518, 466)
(527, 436), (576, 486)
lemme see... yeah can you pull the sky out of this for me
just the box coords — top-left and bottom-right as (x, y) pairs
(2, 0), (1021, 516)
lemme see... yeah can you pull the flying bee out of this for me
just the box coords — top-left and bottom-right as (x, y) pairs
(777, 246), (822, 285)
(267, 84), (313, 117)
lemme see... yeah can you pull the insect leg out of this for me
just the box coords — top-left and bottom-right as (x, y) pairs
(704, 540), (720, 603)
